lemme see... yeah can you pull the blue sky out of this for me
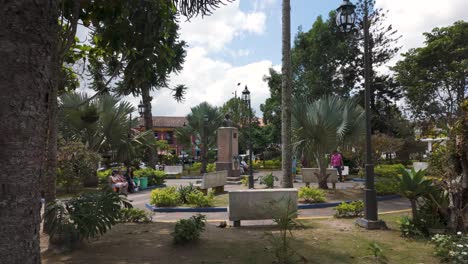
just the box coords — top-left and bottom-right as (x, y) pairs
(213, 0), (344, 67)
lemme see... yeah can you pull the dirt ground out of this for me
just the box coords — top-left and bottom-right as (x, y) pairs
(41, 213), (440, 264)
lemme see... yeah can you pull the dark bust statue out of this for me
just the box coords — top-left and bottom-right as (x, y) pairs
(222, 113), (234, 127)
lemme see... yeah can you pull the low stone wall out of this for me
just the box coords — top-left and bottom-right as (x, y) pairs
(302, 168), (338, 183)
(200, 170), (227, 189)
(164, 165), (183, 175)
(228, 189), (298, 226)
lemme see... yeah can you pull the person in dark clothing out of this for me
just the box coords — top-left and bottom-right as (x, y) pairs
(124, 167), (135, 193)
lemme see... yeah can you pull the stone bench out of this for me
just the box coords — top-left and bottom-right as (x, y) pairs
(164, 165), (183, 175)
(194, 170), (228, 194)
(228, 188), (298, 227)
(301, 168), (338, 189)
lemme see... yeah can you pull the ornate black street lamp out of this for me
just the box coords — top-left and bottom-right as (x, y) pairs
(336, 0), (356, 33)
(138, 100), (145, 117)
(336, 0), (385, 229)
(242, 85), (254, 189)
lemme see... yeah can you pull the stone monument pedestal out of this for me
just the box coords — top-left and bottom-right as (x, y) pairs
(215, 127), (240, 182)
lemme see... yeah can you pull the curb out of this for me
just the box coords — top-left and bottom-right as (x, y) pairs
(145, 194), (402, 213)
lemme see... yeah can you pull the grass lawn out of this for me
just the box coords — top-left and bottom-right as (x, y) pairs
(41, 212), (439, 264)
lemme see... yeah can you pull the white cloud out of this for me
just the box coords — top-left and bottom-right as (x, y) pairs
(376, 0), (468, 65)
(147, 47), (274, 117)
(179, 1), (266, 51)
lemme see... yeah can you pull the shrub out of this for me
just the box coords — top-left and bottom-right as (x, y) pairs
(432, 233), (468, 264)
(134, 168), (166, 186)
(97, 169), (112, 184)
(334, 201), (364, 218)
(45, 190), (131, 249)
(186, 190), (214, 207)
(190, 162), (202, 171)
(259, 173), (278, 188)
(57, 141), (100, 193)
(374, 164), (405, 178)
(298, 187), (326, 203)
(206, 163), (216, 172)
(177, 183), (197, 204)
(375, 178), (399, 195)
(150, 187), (181, 207)
(172, 214), (206, 244)
(120, 208), (152, 223)
(398, 216), (425, 238)
(240, 175), (248, 186)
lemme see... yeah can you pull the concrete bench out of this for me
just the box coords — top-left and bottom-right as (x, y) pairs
(164, 165), (183, 175)
(194, 170), (228, 194)
(229, 189), (298, 226)
(301, 168), (338, 189)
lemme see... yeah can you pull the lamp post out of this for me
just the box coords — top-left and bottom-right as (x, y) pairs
(202, 115), (209, 174)
(138, 100), (145, 117)
(336, 0), (385, 229)
(242, 86), (254, 189)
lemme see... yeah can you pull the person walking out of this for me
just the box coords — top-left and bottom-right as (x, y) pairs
(330, 150), (344, 182)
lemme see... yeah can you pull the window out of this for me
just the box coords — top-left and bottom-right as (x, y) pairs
(165, 131), (173, 144)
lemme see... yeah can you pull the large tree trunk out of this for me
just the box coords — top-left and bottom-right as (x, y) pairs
(43, 79), (58, 233)
(142, 87), (156, 168)
(410, 199), (417, 220)
(281, 0), (293, 188)
(0, 1), (58, 263)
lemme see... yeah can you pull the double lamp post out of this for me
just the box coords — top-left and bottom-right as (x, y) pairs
(336, 0), (385, 229)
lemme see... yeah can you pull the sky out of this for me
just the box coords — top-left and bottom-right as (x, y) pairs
(77, 0), (468, 117)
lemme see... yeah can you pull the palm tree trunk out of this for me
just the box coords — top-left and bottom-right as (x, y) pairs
(142, 87), (156, 168)
(281, 0), (293, 188)
(0, 1), (58, 262)
(318, 166), (329, 189)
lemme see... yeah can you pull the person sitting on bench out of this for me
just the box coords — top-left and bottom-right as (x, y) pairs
(110, 170), (128, 193)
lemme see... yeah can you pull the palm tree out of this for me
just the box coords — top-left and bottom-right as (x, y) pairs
(175, 102), (223, 173)
(292, 96), (365, 189)
(59, 93), (153, 174)
(397, 168), (433, 220)
(281, 0), (293, 188)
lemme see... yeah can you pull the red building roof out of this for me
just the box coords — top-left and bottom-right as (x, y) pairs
(140, 116), (188, 128)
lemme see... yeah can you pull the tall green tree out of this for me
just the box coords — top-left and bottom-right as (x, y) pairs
(292, 14), (357, 99)
(175, 102), (223, 173)
(393, 21), (467, 128)
(260, 68), (282, 144)
(281, 0), (293, 188)
(292, 96), (365, 189)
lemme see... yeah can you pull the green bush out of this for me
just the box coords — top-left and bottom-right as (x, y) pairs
(45, 190), (131, 248)
(398, 216), (424, 238)
(120, 208), (152, 223)
(432, 233), (468, 264)
(150, 187), (181, 207)
(375, 178), (399, 195)
(186, 190), (214, 207)
(334, 201), (364, 218)
(374, 164), (405, 178)
(172, 214), (206, 244)
(177, 183), (197, 204)
(57, 141), (100, 193)
(240, 175), (248, 186)
(190, 162), (202, 171)
(206, 163), (216, 173)
(298, 187), (326, 203)
(134, 168), (166, 186)
(97, 169), (112, 184)
(259, 173), (278, 188)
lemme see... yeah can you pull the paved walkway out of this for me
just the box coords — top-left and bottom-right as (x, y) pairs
(129, 174), (410, 224)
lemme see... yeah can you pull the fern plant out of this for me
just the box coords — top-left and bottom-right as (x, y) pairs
(45, 190), (131, 248)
